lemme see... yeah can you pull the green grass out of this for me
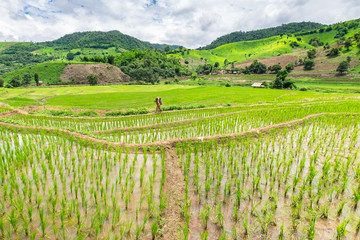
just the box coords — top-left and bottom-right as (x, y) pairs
(44, 85), (355, 110)
(1, 62), (67, 85)
(0, 83), (358, 110)
(174, 36), (310, 66)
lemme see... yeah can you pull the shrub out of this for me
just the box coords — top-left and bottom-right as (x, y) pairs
(164, 81), (171, 85)
(4, 83), (13, 88)
(307, 49), (317, 59)
(299, 87), (307, 91)
(283, 80), (297, 89)
(105, 108), (150, 116)
(285, 63), (294, 72)
(87, 74), (98, 85)
(0, 78), (4, 87)
(76, 110), (99, 117)
(174, 77), (179, 83)
(262, 81), (269, 88)
(225, 83), (231, 87)
(336, 61), (350, 74)
(303, 59), (315, 70)
(290, 41), (300, 48)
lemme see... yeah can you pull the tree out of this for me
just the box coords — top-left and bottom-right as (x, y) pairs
(66, 52), (75, 61)
(214, 62), (220, 68)
(268, 64), (282, 74)
(276, 69), (288, 81)
(303, 59), (315, 70)
(326, 47), (340, 57)
(87, 74), (98, 85)
(0, 78), (4, 87)
(244, 60), (267, 74)
(272, 78), (283, 89)
(344, 39), (352, 50)
(164, 46), (170, 52)
(347, 56), (352, 63)
(34, 73), (39, 86)
(196, 64), (213, 75)
(22, 74), (32, 85)
(107, 55), (115, 65)
(336, 61), (350, 74)
(8, 75), (22, 87)
(285, 62), (294, 72)
(307, 49), (317, 59)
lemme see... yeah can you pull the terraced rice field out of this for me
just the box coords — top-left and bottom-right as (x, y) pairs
(1, 98), (360, 239)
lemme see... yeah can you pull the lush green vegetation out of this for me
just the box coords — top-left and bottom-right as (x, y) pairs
(0, 83), (357, 110)
(1, 62), (68, 85)
(201, 22), (325, 50)
(42, 30), (179, 51)
(174, 35), (307, 66)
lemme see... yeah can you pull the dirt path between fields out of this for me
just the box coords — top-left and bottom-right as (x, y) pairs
(161, 146), (186, 239)
(0, 109), (28, 117)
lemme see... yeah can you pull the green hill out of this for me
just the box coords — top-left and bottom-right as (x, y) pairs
(43, 30), (181, 51)
(0, 31), (180, 75)
(1, 62), (67, 85)
(200, 22), (325, 50)
(43, 30), (153, 51)
(173, 18), (360, 72)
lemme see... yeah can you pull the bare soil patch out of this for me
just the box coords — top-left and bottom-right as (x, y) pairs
(60, 63), (130, 85)
(234, 55), (298, 69)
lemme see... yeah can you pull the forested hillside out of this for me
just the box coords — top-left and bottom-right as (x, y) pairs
(43, 31), (153, 51)
(200, 22), (325, 50)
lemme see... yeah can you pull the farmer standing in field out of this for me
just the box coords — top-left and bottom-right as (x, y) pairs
(154, 97), (162, 113)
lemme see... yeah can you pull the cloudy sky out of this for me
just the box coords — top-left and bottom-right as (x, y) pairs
(0, 0), (359, 48)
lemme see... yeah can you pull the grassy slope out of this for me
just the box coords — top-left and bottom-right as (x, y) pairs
(174, 36), (307, 66)
(0, 42), (17, 52)
(173, 26), (360, 68)
(0, 84), (356, 110)
(34, 47), (127, 61)
(1, 62), (68, 85)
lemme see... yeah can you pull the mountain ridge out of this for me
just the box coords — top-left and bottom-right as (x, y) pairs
(199, 22), (326, 50)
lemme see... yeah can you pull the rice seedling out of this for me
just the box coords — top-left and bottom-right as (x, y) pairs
(336, 218), (350, 239)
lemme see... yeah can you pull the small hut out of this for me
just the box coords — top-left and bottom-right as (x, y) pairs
(251, 82), (265, 88)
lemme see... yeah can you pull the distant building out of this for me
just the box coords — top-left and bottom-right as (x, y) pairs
(251, 82), (265, 88)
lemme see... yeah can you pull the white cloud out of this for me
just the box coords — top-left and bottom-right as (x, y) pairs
(0, 0), (359, 48)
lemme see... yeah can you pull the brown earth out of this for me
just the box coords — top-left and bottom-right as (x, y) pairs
(60, 63), (130, 85)
(234, 55), (298, 69)
(161, 147), (186, 239)
(232, 46), (359, 78)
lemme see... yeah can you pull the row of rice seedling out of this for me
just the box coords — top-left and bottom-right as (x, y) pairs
(177, 114), (360, 239)
(2, 99), (359, 134)
(96, 101), (360, 144)
(0, 108), (11, 113)
(1, 105), (267, 132)
(0, 128), (165, 239)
